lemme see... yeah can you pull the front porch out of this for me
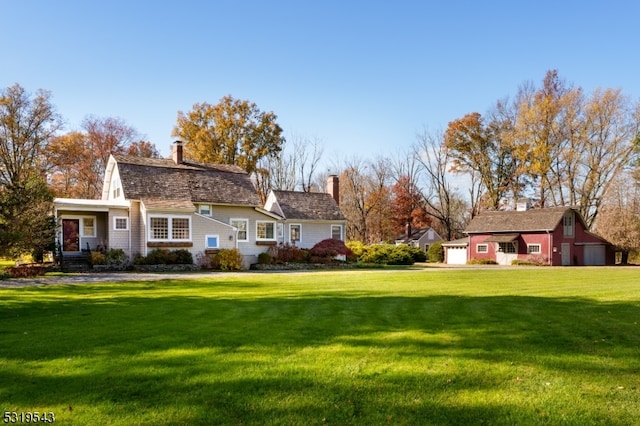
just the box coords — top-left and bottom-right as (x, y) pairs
(54, 198), (131, 269)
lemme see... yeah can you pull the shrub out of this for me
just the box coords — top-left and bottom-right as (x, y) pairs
(105, 248), (127, 265)
(211, 249), (244, 271)
(427, 241), (444, 263)
(358, 244), (415, 265)
(346, 241), (366, 260)
(468, 258), (498, 265)
(134, 249), (193, 265)
(90, 251), (107, 265)
(407, 245), (428, 262)
(258, 252), (272, 265)
(195, 252), (213, 269)
(310, 239), (352, 259)
(268, 243), (307, 263)
(386, 245), (414, 265)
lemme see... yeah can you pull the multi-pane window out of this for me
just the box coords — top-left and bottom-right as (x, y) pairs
(290, 224), (301, 243)
(149, 216), (190, 241)
(527, 244), (541, 254)
(257, 221), (275, 240)
(112, 178), (122, 199)
(150, 217), (169, 239)
(231, 219), (248, 241)
(83, 218), (95, 237)
(331, 225), (342, 240)
(498, 242), (516, 253)
(172, 218), (190, 239)
(114, 217), (128, 231)
(477, 244), (488, 253)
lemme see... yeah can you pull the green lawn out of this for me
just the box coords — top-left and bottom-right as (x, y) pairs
(1, 268), (639, 425)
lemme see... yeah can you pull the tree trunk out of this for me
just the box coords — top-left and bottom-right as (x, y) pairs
(620, 250), (629, 265)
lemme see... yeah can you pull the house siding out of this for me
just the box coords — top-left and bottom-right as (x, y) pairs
(549, 219), (614, 266)
(108, 208), (130, 256)
(130, 201), (144, 257)
(210, 205), (279, 265)
(191, 214), (236, 253)
(278, 221), (345, 249)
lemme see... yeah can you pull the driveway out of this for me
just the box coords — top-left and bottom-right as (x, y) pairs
(0, 271), (230, 288)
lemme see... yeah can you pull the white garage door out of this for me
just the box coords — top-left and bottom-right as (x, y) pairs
(446, 247), (467, 265)
(584, 245), (605, 265)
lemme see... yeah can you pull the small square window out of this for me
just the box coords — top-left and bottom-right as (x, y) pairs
(114, 217), (128, 231)
(199, 205), (211, 216)
(477, 244), (488, 253)
(206, 235), (219, 249)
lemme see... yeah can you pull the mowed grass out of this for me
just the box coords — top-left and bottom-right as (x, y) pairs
(1, 268), (639, 425)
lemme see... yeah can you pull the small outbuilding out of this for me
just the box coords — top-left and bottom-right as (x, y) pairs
(464, 206), (615, 266)
(442, 238), (469, 265)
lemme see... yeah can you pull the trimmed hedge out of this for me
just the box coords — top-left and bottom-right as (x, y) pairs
(134, 249), (193, 265)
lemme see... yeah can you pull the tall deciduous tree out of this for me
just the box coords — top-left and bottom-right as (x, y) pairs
(444, 111), (518, 210)
(414, 129), (469, 240)
(0, 84), (61, 257)
(595, 170), (640, 264)
(254, 134), (324, 202)
(49, 117), (159, 198)
(172, 95), (285, 175)
(391, 175), (430, 237)
(338, 156), (393, 243)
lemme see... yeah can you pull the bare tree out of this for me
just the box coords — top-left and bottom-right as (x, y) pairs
(254, 133), (325, 201)
(414, 129), (468, 240)
(337, 156), (393, 243)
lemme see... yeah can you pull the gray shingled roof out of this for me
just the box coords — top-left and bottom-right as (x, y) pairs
(115, 156), (262, 206)
(271, 190), (345, 221)
(465, 207), (576, 233)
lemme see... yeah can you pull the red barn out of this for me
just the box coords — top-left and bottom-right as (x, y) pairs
(464, 206), (615, 266)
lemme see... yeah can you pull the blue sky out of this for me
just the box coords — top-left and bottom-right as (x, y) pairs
(3, 1), (639, 161)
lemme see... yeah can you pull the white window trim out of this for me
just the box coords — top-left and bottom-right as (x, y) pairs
(563, 212), (575, 238)
(476, 244), (488, 253)
(113, 216), (129, 231)
(231, 218), (249, 242)
(112, 177), (122, 199)
(256, 220), (277, 241)
(205, 234), (220, 249)
(199, 204), (211, 216)
(148, 214), (192, 242)
(289, 223), (302, 243)
(82, 216), (96, 238)
(527, 243), (541, 254)
(331, 224), (343, 240)
(61, 215), (97, 238)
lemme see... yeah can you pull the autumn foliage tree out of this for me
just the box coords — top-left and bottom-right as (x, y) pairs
(172, 95), (285, 175)
(391, 175), (430, 238)
(49, 116), (160, 198)
(0, 84), (61, 257)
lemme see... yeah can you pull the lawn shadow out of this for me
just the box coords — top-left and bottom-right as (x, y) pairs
(1, 289), (639, 424)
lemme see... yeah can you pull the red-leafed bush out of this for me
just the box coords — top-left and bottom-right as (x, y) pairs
(309, 239), (352, 259)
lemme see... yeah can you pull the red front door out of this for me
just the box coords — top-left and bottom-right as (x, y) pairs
(62, 219), (80, 252)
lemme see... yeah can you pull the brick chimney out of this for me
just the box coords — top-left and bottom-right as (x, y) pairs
(327, 175), (339, 205)
(172, 140), (183, 164)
